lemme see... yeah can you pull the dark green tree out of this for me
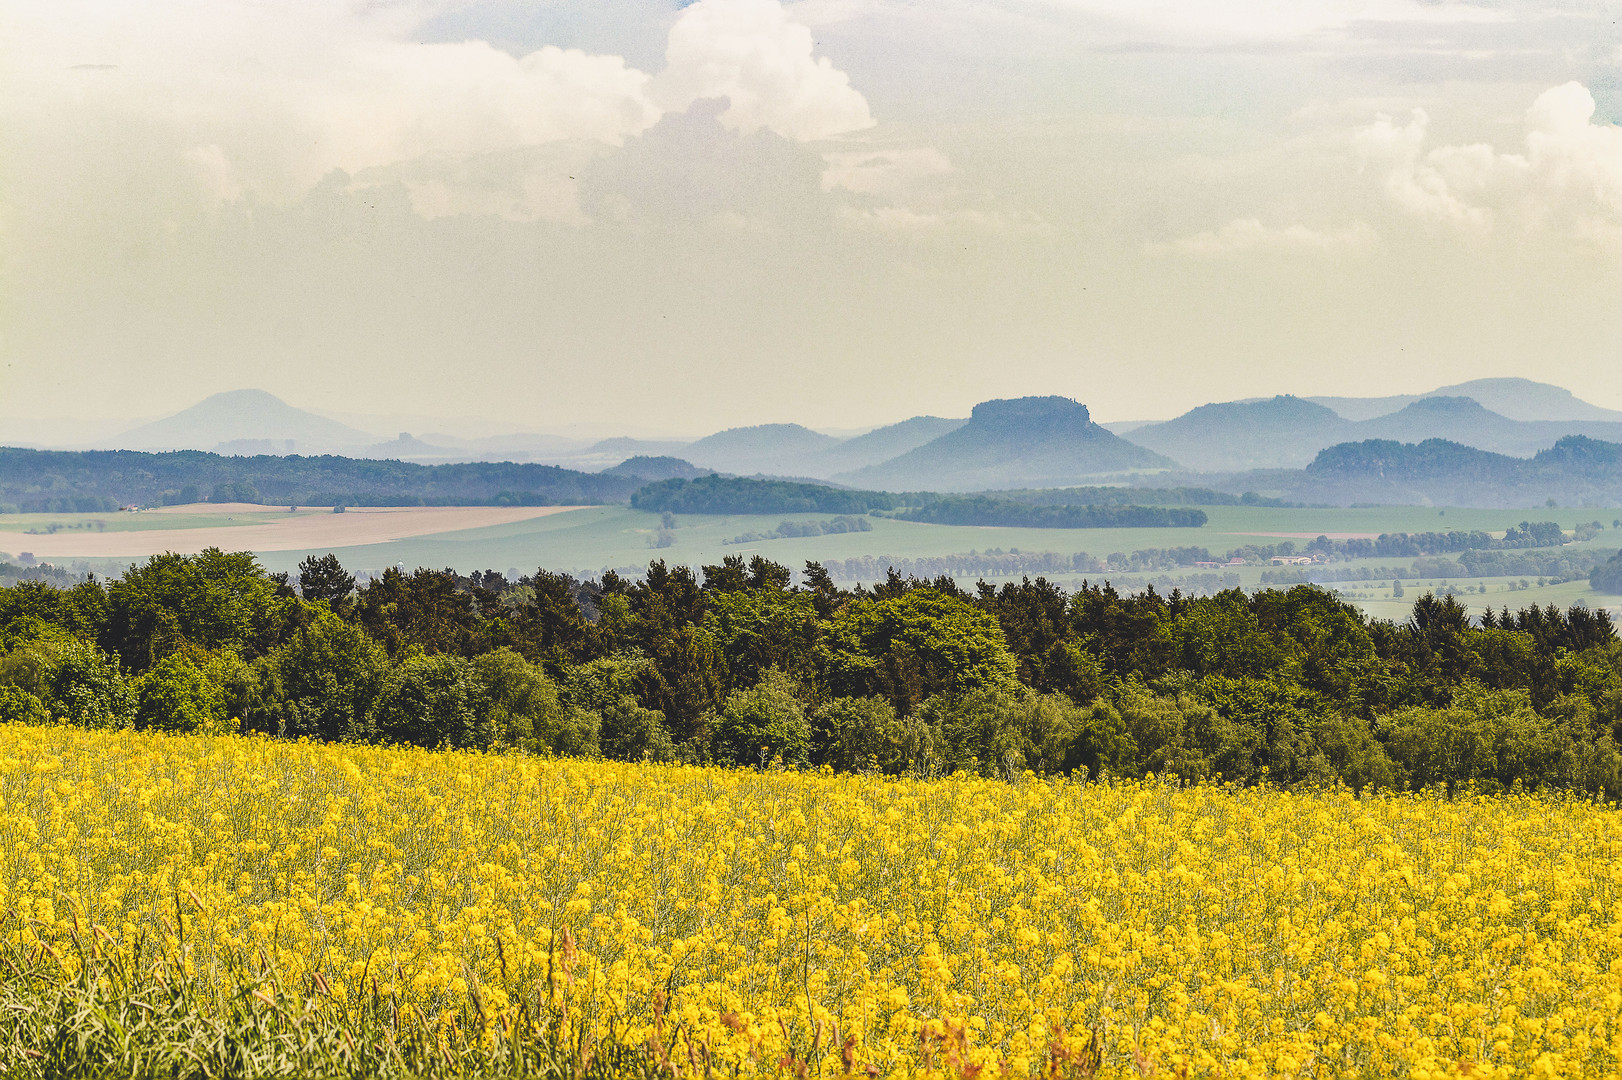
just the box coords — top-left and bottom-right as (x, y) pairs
(298, 553), (356, 611)
(135, 653), (227, 734)
(714, 668), (812, 767)
(371, 653), (488, 749)
(821, 588), (1020, 713)
(976, 577), (1100, 700)
(355, 568), (481, 657)
(256, 610), (387, 741)
(102, 549), (294, 671)
(703, 587), (822, 692)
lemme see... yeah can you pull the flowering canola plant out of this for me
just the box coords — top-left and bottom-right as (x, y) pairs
(2, 723), (1621, 1078)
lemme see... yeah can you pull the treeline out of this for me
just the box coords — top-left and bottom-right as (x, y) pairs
(896, 496), (1208, 529)
(630, 476), (1210, 529)
(1308, 438), (1521, 481)
(1595, 550), (1622, 594)
(818, 546), (1220, 582)
(3, 549), (1622, 798)
(1459, 548), (1607, 581)
(0, 447), (639, 512)
(1294, 521), (1578, 561)
(0, 560), (86, 589)
(994, 486), (1287, 508)
(1258, 549), (1611, 589)
(726, 516), (872, 545)
(631, 476), (900, 515)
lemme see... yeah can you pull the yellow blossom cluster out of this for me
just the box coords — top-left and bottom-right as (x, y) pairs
(2, 723), (1621, 1077)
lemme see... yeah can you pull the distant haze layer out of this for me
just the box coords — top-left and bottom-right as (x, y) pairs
(3, 1), (1619, 430)
(10, 380), (1622, 484)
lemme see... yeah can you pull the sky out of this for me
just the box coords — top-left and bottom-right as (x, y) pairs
(2, 0), (1620, 436)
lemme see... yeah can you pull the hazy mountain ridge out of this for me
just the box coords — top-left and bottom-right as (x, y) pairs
(1129, 391), (1622, 472)
(11, 432), (1622, 512)
(841, 397), (1175, 491)
(1307, 378), (1622, 424)
(1355, 397), (1622, 457)
(1194, 435), (1622, 508)
(590, 437), (691, 458)
(799, 416), (967, 477)
(1126, 396), (1348, 472)
(681, 423), (843, 475)
(109, 390), (375, 454)
(90, 391), (599, 465)
(16, 379), (1622, 510)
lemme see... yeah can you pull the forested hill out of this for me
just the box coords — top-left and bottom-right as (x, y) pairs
(1288, 435), (1622, 506)
(630, 475), (903, 514)
(0, 447), (642, 511)
(1308, 438), (1521, 480)
(16, 433), (1622, 513)
(842, 396), (1176, 490)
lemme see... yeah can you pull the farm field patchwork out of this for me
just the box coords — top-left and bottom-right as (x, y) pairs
(0, 504), (587, 561)
(244, 503), (1622, 618)
(246, 503), (1622, 574)
(9, 502), (1621, 619)
(0, 507), (291, 535)
(4, 724), (1621, 1078)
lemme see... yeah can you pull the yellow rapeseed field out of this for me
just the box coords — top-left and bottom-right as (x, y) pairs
(2, 723), (1621, 1078)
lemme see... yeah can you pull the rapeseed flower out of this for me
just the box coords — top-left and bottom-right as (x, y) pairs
(0, 724), (1618, 1077)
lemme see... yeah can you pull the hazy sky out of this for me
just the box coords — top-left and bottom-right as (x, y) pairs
(3, 0), (1620, 435)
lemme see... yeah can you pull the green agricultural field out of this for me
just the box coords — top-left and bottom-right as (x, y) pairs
(17, 501), (1616, 620)
(0, 510), (306, 537)
(1349, 578), (1605, 621)
(253, 504), (1260, 579)
(243, 502), (1622, 617)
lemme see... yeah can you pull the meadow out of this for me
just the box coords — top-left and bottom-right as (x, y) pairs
(252, 503), (1622, 579)
(6, 501), (1620, 618)
(4, 723), (1621, 1078)
(242, 503), (1622, 606)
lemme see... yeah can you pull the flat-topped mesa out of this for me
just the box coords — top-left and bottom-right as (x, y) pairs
(968, 395), (1093, 429)
(840, 394), (1174, 491)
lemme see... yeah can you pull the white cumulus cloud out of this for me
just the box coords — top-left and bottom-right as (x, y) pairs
(2, 0), (872, 222)
(658, 0), (875, 142)
(1357, 83), (1622, 243)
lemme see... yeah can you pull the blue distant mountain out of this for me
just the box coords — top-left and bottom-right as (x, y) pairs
(802, 415), (966, 477)
(105, 389), (375, 454)
(1125, 396), (1347, 472)
(1308, 378), (1622, 424)
(841, 397), (1173, 491)
(1128, 391), (1622, 472)
(682, 423), (842, 475)
(602, 456), (708, 481)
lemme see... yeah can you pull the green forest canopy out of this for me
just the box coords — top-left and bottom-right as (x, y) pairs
(0, 447), (641, 512)
(3, 548), (1621, 799)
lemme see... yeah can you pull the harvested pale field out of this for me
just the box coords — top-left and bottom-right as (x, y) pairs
(11, 504), (589, 559)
